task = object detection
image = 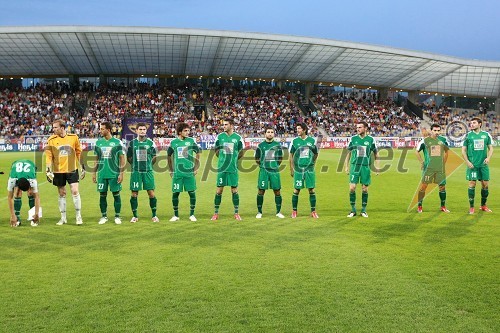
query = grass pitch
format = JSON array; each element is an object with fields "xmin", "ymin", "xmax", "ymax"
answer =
[{"xmin": 0, "ymin": 149, "xmax": 498, "ymax": 332}]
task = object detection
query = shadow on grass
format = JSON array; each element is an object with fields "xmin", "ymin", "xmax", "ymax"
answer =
[{"xmin": 421, "ymin": 213, "xmax": 477, "ymax": 244}]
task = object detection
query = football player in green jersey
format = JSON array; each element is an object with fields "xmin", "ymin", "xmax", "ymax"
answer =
[
  {"xmin": 127, "ymin": 122, "xmax": 159, "ymax": 223},
  {"xmin": 461, "ymin": 117, "xmax": 494, "ymax": 214},
  {"xmin": 167, "ymin": 123, "xmax": 201, "ymax": 222},
  {"xmin": 415, "ymin": 124, "xmax": 450, "ymax": 213},
  {"xmin": 289, "ymin": 123, "xmax": 319, "ymax": 218},
  {"xmin": 255, "ymin": 127, "xmax": 285, "ymax": 219},
  {"xmin": 344, "ymin": 122, "xmax": 379, "ymax": 218},
  {"xmin": 211, "ymin": 118, "xmax": 245, "ymax": 221},
  {"xmin": 92, "ymin": 122, "xmax": 126, "ymax": 225},
  {"xmin": 7, "ymin": 159, "xmax": 41, "ymax": 227}
]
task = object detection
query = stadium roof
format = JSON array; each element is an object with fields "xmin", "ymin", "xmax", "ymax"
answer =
[{"xmin": 1, "ymin": 26, "xmax": 500, "ymax": 98}]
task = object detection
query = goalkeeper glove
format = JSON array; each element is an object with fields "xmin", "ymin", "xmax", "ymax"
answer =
[
  {"xmin": 46, "ymin": 168, "xmax": 54, "ymax": 183},
  {"xmin": 79, "ymin": 165, "xmax": 86, "ymax": 180}
]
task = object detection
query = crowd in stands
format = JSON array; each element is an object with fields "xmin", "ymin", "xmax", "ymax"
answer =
[
  {"xmin": 0, "ymin": 83, "xmax": 72, "ymax": 140},
  {"xmin": 205, "ymin": 85, "xmax": 317, "ymax": 137},
  {"xmin": 313, "ymin": 93, "xmax": 421, "ymax": 137},
  {"xmin": 2, "ymin": 83, "xmax": 498, "ymax": 142}
]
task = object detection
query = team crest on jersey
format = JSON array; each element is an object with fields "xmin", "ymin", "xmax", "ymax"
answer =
[
  {"xmin": 110, "ymin": 142, "xmax": 115, "ymax": 146},
  {"xmin": 364, "ymin": 141, "xmax": 369, "ymax": 145},
  {"xmin": 307, "ymin": 143, "xmax": 312, "ymax": 146},
  {"xmin": 481, "ymin": 135, "xmax": 486, "ymax": 139},
  {"xmin": 185, "ymin": 142, "xmax": 191, "ymax": 146},
  {"xmin": 232, "ymin": 139, "xmax": 237, "ymax": 143}
]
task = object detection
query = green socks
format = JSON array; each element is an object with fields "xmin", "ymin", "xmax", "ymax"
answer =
[
  {"xmin": 100, "ymin": 193, "xmax": 108, "ymax": 217},
  {"xmin": 418, "ymin": 190, "xmax": 425, "ymax": 206},
  {"xmin": 172, "ymin": 192, "xmax": 180, "ymax": 217},
  {"xmin": 188, "ymin": 191, "xmax": 196, "ymax": 216},
  {"xmin": 292, "ymin": 193, "xmax": 299, "ymax": 211},
  {"xmin": 112, "ymin": 192, "xmax": 121, "ymax": 217},
  {"xmin": 481, "ymin": 188, "xmax": 488, "ymax": 206},
  {"xmin": 275, "ymin": 195, "xmax": 282, "ymax": 214},
  {"xmin": 349, "ymin": 191, "xmax": 356, "ymax": 212},
  {"xmin": 214, "ymin": 193, "xmax": 222, "ymax": 213},
  {"xmin": 468, "ymin": 187, "xmax": 475, "ymax": 208},
  {"xmin": 28, "ymin": 195, "xmax": 35, "ymax": 209},
  {"xmin": 257, "ymin": 194, "xmax": 264, "ymax": 214},
  {"xmin": 439, "ymin": 191, "xmax": 446, "ymax": 207},
  {"xmin": 130, "ymin": 196, "xmax": 138, "ymax": 217},
  {"xmin": 232, "ymin": 192, "xmax": 240, "ymax": 213},
  {"xmin": 14, "ymin": 197, "xmax": 22, "ymax": 220},
  {"xmin": 309, "ymin": 193, "xmax": 316, "ymax": 212},
  {"xmin": 361, "ymin": 192, "xmax": 368, "ymax": 212},
  {"xmin": 149, "ymin": 197, "xmax": 157, "ymax": 217}
]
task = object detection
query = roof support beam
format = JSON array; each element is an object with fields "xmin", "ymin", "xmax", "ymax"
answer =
[
  {"xmin": 181, "ymin": 35, "xmax": 191, "ymax": 76},
  {"xmin": 209, "ymin": 37, "xmax": 224, "ymax": 77},
  {"xmin": 41, "ymin": 33, "xmax": 70, "ymax": 74},
  {"xmin": 310, "ymin": 48, "xmax": 347, "ymax": 82},
  {"xmin": 279, "ymin": 44, "xmax": 314, "ymax": 79},
  {"xmin": 76, "ymin": 33, "xmax": 102, "ymax": 74}
]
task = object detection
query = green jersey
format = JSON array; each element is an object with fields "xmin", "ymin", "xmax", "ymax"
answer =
[
  {"xmin": 215, "ymin": 132, "xmax": 244, "ymax": 173},
  {"xmin": 417, "ymin": 136, "xmax": 449, "ymax": 172},
  {"xmin": 127, "ymin": 137, "xmax": 157, "ymax": 172},
  {"xmin": 463, "ymin": 131, "xmax": 492, "ymax": 167},
  {"xmin": 9, "ymin": 159, "xmax": 37, "ymax": 179},
  {"xmin": 94, "ymin": 137, "xmax": 125, "ymax": 179},
  {"xmin": 348, "ymin": 135, "xmax": 377, "ymax": 166},
  {"xmin": 289, "ymin": 136, "xmax": 318, "ymax": 170},
  {"xmin": 167, "ymin": 137, "xmax": 201, "ymax": 177},
  {"xmin": 255, "ymin": 140, "xmax": 283, "ymax": 171}
]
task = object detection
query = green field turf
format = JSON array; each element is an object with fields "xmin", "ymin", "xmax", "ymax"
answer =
[{"xmin": 1, "ymin": 149, "xmax": 498, "ymax": 332}]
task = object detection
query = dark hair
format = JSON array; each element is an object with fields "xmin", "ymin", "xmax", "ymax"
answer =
[
  {"xmin": 101, "ymin": 121, "xmax": 112, "ymax": 131},
  {"xmin": 136, "ymin": 122, "xmax": 147, "ymax": 129},
  {"xmin": 53, "ymin": 119, "xmax": 66, "ymax": 128},
  {"xmin": 358, "ymin": 121, "xmax": 369, "ymax": 129},
  {"xmin": 264, "ymin": 126, "xmax": 275, "ymax": 133},
  {"xmin": 471, "ymin": 117, "xmax": 482, "ymax": 126},
  {"xmin": 17, "ymin": 177, "xmax": 30, "ymax": 192},
  {"xmin": 223, "ymin": 118, "xmax": 234, "ymax": 125},
  {"xmin": 297, "ymin": 122, "xmax": 308, "ymax": 134},
  {"xmin": 176, "ymin": 122, "xmax": 189, "ymax": 135},
  {"xmin": 430, "ymin": 123, "xmax": 441, "ymax": 130}
]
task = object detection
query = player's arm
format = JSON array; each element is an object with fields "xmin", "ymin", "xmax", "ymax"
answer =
[
  {"xmin": 194, "ymin": 152, "xmax": 201, "ymax": 176},
  {"xmin": 126, "ymin": 143, "xmax": 133, "ymax": 165},
  {"xmin": 167, "ymin": 146, "xmax": 174, "ymax": 177},
  {"xmin": 32, "ymin": 191, "xmax": 41, "ymax": 224},
  {"xmin": 289, "ymin": 151, "xmax": 295, "ymax": 176},
  {"xmin": 92, "ymin": 147, "xmax": 100, "ymax": 184},
  {"xmin": 373, "ymin": 147, "xmax": 380, "ymax": 175},
  {"xmin": 277, "ymin": 147, "xmax": 283, "ymax": 166},
  {"xmin": 118, "ymin": 153, "xmax": 125, "ymax": 184},
  {"xmin": 7, "ymin": 190, "xmax": 17, "ymax": 227},
  {"xmin": 461, "ymin": 145, "xmax": 473, "ymax": 169},
  {"xmin": 45, "ymin": 138, "xmax": 54, "ymax": 182},
  {"xmin": 415, "ymin": 148, "xmax": 424, "ymax": 169},
  {"xmin": 312, "ymin": 146, "xmax": 319, "ymax": 164},
  {"xmin": 254, "ymin": 146, "xmax": 261, "ymax": 166},
  {"xmin": 237, "ymin": 140, "xmax": 244, "ymax": 160},
  {"xmin": 344, "ymin": 150, "xmax": 351, "ymax": 174},
  {"xmin": 485, "ymin": 144, "xmax": 493, "ymax": 164},
  {"xmin": 75, "ymin": 137, "xmax": 85, "ymax": 180},
  {"xmin": 151, "ymin": 143, "xmax": 157, "ymax": 165}
]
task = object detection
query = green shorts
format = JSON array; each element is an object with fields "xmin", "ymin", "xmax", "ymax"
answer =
[
  {"xmin": 466, "ymin": 165, "xmax": 490, "ymax": 181},
  {"xmin": 258, "ymin": 169, "xmax": 281, "ymax": 190},
  {"xmin": 293, "ymin": 170, "xmax": 316, "ymax": 189},
  {"xmin": 172, "ymin": 175, "xmax": 196, "ymax": 192},
  {"xmin": 216, "ymin": 172, "xmax": 239, "ymax": 187},
  {"xmin": 349, "ymin": 165, "xmax": 371, "ymax": 185},
  {"xmin": 130, "ymin": 171, "xmax": 155, "ymax": 191},
  {"xmin": 422, "ymin": 169, "xmax": 446, "ymax": 185},
  {"xmin": 97, "ymin": 177, "xmax": 122, "ymax": 193}
]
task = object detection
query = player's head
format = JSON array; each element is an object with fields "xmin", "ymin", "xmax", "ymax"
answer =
[
  {"xmin": 297, "ymin": 123, "xmax": 308, "ymax": 136},
  {"xmin": 136, "ymin": 122, "xmax": 148, "ymax": 138},
  {"xmin": 470, "ymin": 117, "xmax": 482, "ymax": 130},
  {"xmin": 100, "ymin": 121, "xmax": 112, "ymax": 137},
  {"xmin": 356, "ymin": 122, "xmax": 369, "ymax": 135},
  {"xmin": 264, "ymin": 126, "xmax": 275, "ymax": 140},
  {"xmin": 430, "ymin": 124, "xmax": 441, "ymax": 137},
  {"xmin": 16, "ymin": 177, "xmax": 30, "ymax": 192},
  {"xmin": 176, "ymin": 122, "xmax": 190, "ymax": 138},
  {"xmin": 52, "ymin": 119, "xmax": 66, "ymax": 136},
  {"xmin": 223, "ymin": 118, "xmax": 234, "ymax": 133}
]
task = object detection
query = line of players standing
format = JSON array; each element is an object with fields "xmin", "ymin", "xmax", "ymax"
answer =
[{"xmin": 7, "ymin": 117, "xmax": 493, "ymax": 227}]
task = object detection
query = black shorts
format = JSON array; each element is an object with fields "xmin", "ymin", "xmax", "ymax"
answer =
[{"xmin": 53, "ymin": 170, "xmax": 79, "ymax": 187}]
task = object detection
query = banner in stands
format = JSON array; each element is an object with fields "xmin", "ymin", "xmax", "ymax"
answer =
[
  {"xmin": 0, "ymin": 136, "xmax": 481, "ymax": 151},
  {"xmin": 121, "ymin": 117, "xmax": 154, "ymax": 142}
]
